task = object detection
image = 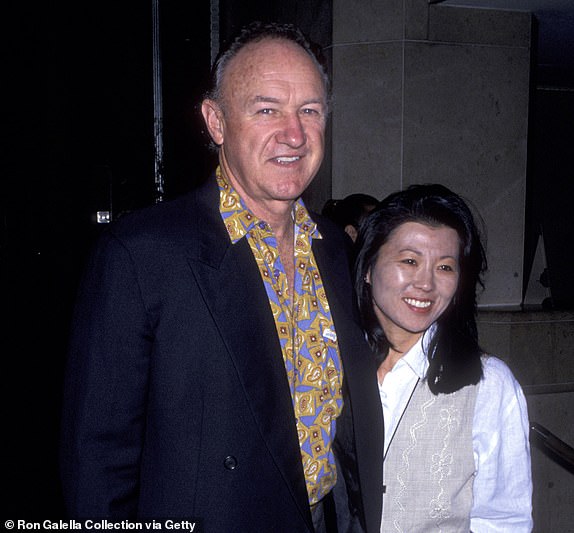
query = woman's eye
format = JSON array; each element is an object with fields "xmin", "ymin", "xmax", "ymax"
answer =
[
  {"xmin": 438, "ymin": 264, "xmax": 454, "ymax": 272},
  {"xmin": 401, "ymin": 258, "xmax": 416, "ymax": 265}
]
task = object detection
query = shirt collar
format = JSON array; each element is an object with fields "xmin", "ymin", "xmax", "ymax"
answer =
[
  {"xmin": 399, "ymin": 324, "xmax": 437, "ymax": 379},
  {"xmin": 216, "ymin": 165, "xmax": 322, "ymax": 244}
]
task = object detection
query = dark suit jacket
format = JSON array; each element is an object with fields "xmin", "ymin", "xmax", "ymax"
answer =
[{"xmin": 60, "ymin": 177, "xmax": 383, "ymax": 532}]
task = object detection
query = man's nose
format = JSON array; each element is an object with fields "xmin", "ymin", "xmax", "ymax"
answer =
[{"xmin": 276, "ymin": 113, "xmax": 306, "ymax": 147}]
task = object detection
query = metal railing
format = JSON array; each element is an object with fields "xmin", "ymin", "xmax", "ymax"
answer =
[{"xmin": 530, "ymin": 422, "xmax": 574, "ymax": 474}]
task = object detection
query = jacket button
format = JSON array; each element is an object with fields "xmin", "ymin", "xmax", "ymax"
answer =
[{"xmin": 223, "ymin": 455, "xmax": 238, "ymax": 470}]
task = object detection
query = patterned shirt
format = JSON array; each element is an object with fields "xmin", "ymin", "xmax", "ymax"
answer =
[{"xmin": 216, "ymin": 166, "xmax": 344, "ymax": 505}]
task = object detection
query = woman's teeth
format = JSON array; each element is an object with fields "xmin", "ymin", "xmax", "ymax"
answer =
[{"xmin": 404, "ymin": 298, "xmax": 431, "ymax": 309}]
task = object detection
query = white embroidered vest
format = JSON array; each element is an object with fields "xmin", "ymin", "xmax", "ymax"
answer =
[{"xmin": 381, "ymin": 379, "xmax": 477, "ymax": 533}]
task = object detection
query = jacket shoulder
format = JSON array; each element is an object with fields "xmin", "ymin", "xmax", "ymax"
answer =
[{"xmin": 107, "ymin": 179, "xmax": 222, "ymax": 245}]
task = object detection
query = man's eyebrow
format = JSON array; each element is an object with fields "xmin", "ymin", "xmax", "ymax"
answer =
[
  {"xmin": 252, "ymin": 95, "xmax": 280, "ymax": 104},
  {"xmin": 303, "ymin": 97, "xmax": 326, "ymax": 105},
  {"xmin": 250, "ymin": 95, "xmax": 326, "ymax": 106}
]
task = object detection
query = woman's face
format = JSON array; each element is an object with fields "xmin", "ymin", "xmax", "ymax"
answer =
[{"xmin": 367, "ymin": 221, "xmax": 461, "ymax": 350}]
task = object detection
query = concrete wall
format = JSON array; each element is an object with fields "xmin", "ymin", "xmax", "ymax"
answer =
[
  {"xmin": 331, "ymin": 0, "xmax": 531, "ymax": 309},
  {"xmin": 478, "ymin": 310, "xmax": 574, "ymax": 533},
  {"xmin": 331, "ymin": 2, "xmax": 574, "ymax": 530}
]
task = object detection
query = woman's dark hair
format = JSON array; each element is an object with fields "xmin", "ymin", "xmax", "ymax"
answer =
[
  {"xmin": 206, "ymin": 21, "xmax": 331, "ymax": 109},
  {"xmin": 354, "ymin": 183, "xmax": 487, "ymax": 394}
]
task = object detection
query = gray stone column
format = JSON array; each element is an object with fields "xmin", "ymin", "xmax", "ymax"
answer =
[{"xmin": 331, "ymin": 0, "xmax": 532, "ymax": 309}]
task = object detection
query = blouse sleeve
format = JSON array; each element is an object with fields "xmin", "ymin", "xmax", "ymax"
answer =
[{"xmin": 470, "ymin": 356, "xmax": 533, "ymax": 532}]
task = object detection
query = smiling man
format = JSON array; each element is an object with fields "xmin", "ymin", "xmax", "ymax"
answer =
[{"xmin": 60, "ymin": 22, "xmax": 383, "ymax": 533}]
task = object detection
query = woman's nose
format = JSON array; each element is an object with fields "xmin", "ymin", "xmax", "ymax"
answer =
[{"xmin": 413, "ymin": 266, "xmax": 434, "ymax": 291}]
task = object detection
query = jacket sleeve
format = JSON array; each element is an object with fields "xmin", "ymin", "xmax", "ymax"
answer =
[{"xmin": 60, "ymin": 230, "xmax": 152, "ymax": 517}]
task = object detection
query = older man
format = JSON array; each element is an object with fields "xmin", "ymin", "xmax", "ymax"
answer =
[{"xmin": 60, "ymin": 22, "xmax": 383, "ymax": 532}]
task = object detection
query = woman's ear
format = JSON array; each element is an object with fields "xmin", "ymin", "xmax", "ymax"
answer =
[
  {"xmin": 201, "ymin": 99, "xmax": 225, "ymax": 146},
  {"xmin": 365, "ymin": 267, "xmax": 371, "ymax": 284}
]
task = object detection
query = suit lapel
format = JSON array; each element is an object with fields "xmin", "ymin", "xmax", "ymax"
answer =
[
  {"xmin": 312, "ymin": 230, "xmax": 356, "ymax": 329},
  {"xmin": 314, "ymin": 223, "xmax": 385, "ymax": 533},
  {"xmin": 186, "ymin": 183, "xmax": 313, "ymax": 528}
]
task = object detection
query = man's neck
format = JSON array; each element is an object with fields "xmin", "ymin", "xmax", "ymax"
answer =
[
  {"xmin": 218, "ymin": 154, "xmax": 298, "ymax": 238},
  {"xmin": 217, "ymin": 162, "xmax": 298, "ymax": 297}
]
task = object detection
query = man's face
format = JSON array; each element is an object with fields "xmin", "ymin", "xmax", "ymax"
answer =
[{"xmin": 202, "ymin": 38, "xmax": 327, "ymax": 217}]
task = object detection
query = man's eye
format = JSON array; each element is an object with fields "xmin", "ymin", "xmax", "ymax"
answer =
[
  {"xmin": 302, "ymin": 108, "xmax": 321, "ymax": 116},
  {"xmin": 257, "ymin": 108, "xmax": 274, "ymax": 115},
  {"xmin": 401, "ymin": 258, "xmax": 416, "ymax": 265}
]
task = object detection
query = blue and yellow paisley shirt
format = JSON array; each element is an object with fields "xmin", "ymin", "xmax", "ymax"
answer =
[{"xmin": 217, "ymin": 166, "xmax": 344, "ymax": 505}]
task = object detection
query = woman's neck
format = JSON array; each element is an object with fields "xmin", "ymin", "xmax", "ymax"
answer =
[{"xmin": 377, "ymin": 331, "xmax": 423, "ymax": 385}]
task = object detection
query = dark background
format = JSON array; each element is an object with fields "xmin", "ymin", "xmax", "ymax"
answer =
[
  {"xmin": 3, "ymin": 0, "xmax": 331, "ymax": 517},
  {"xmin": 3, "ymin": 0, "xmax": 572, "ymax": 518}
]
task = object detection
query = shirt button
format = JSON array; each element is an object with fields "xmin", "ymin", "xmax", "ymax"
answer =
[{"xmin": 223, "ymin": 455, "xmax": 238, "ymax": 470}]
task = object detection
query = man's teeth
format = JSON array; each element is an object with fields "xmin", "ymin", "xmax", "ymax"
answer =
[
  {"xmin": 404, "ymin": 298, "xmax": 431, "ymax": 309},
  {"xmin": 276, "ymin": 156, "xmax": 300, "ymax": 163}
]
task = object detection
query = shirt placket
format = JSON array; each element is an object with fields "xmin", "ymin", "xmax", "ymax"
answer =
[{"xmin": 254, "ymin": 227, "xmax": 300, "ymax": 389}]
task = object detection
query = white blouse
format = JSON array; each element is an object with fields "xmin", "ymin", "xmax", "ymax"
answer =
[{"xmin": 378, "ymin": 328, "xmax": 533, "ymax": 532}]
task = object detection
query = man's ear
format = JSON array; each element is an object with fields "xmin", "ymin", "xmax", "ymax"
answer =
[
  {"xmin": 344, "ymin": 224, "xmax": 358, "ymax": 242},
  {"xmin": 201, "ymin": 99, "xmax": 225, "ymax": 146}
]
